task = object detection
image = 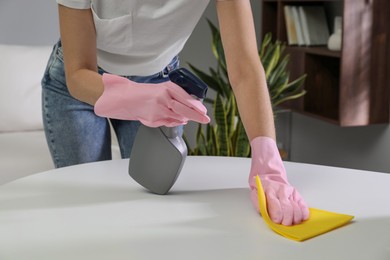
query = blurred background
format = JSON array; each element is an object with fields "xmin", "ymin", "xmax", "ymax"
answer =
[{"xmin": 1, "ymin": 0, "xmax": 389, "ymax": 173}]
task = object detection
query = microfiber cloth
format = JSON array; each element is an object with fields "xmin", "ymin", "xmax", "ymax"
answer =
[{"xmin": 255, "ymin": 176, "xmax": 354, "ymax": 241}]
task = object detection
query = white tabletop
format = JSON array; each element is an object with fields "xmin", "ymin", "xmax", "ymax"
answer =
[{"xmin": 1, "ymin": 156, "xmax": 390, "ymax": 260}]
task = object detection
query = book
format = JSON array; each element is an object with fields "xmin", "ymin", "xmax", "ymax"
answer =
[
  {"xmin": 291, "ymin": 6, "xmax": 306, "ymax": 46},
  {"xmin": 298, "ymin": 6, "xmax": 310, "ymax": 45},
  {"xmin": 284, "ymin": 6, "xmax": 298, "ymax": 45},
  {"xmin": 298, "ymin": 6, "xmax": 330, "ymax": 46}
]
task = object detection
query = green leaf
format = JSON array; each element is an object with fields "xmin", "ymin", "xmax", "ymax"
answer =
[
  {"xmin": 207, "ymin": 19, "xmax": 227, "ymax": 74},
  {"xmin": 188, "ymin": 63, "xmax": 221, "ymax": 94},
  {"xmin": 273, "ymin": 89, "xmax": 306, "ymax": 107},
  {"xmin": 270, "ymin": 76, "xmax": 290, "ymax": 104},
  {"xmin": 210, "ymin": 67, "xmax": 230, "ymax": 99},
  {"xmin": 196, "ymin": 124, "xmax": 207, "ymax": 155},
  {"xmin": 211, "ymin": 125, "xmax": 219, "ymax": 152},
  {"xmin": 260, "ymin": 32, "xmax": 272, "ymax": 59},
  {"xmin": 268, "ymin": 54, "xmax": 289, "ymax": 88},
  {"xmin": 234, "ymin": 120, "xmax": 250, "ymax": 157},
  {"xmin": 274, "ymin": 74, "xmax": 306, "ymax": 103},
  {"xmin": 207, "ymin": 124, "xmax": 219, "ymax": 156},
  {"xmin": 203, "ymin": 97, "xmax": 215, "ymax": 105},
  {"xmin": 264, "ymin": 44, "xmax": 281, "ymax": 79},
  {"xmin": 261, "ymin": 42, "xmax": 276, "ymax": 71},
  {"xmin": 226, "ymin": 92, "xmax": 237, "ymax": 139},
  {"xmin": 214, "ymin": 94, "xmax": 229, "ymax": 156}
]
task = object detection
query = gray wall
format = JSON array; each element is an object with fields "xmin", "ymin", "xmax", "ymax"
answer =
[
  {"xmin": 0, "ymin": 0, "xmax": 59, "ymax": 45},
  {"xmin": 291, "ymin": 114, "xmax": 390, "ymax": 173},
  {"xmin": 1, "ymin": 0, "xmax": 389, "ymax": 173},
  {"xmin": 180, "ymin": 0, "xmax": 262, "ymax": 73}
]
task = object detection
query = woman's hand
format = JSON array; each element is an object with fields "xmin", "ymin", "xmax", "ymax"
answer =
[
  {"xmin": 249, "ymin": 136, "xmax": 310, "ymax": 226},
  {"xmin": 94, "ymin": 73, "xmax": 210, "ymax": 127}
]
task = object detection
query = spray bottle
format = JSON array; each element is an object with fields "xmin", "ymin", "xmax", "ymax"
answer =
[{"xmin": 129, "ymin": 68, "xmax": 208, "ymax": 195}]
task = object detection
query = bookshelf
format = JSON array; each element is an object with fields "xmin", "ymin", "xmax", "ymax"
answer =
[{"xmin": 261, "ymin": 0, "xmax": 390, "ymax": 126}]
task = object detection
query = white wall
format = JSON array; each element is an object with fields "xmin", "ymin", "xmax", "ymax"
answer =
[{"xmin": 1, "ymin": 0, "xmax": 389, "ymax": 173}]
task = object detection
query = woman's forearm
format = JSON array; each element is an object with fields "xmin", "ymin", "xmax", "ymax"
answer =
[
  {"xmin": 67, "ymin": 69, "xmax": 104, "ymax": 106},
  {"xmin": 216, "ymin": 0, "xmax": 276, "ymax": 141},
  {"xmin": 59, "ymin": 4, "xmax": 102, "ymax": 106},
  {"xmin": 230, "ymin": 65, "xmax": 276, "ymax": 141}
]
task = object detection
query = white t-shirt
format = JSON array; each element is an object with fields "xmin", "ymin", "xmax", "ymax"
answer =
[{"xmin": 56, "ymin": 0, "xmax": 211, "ymax": 76}]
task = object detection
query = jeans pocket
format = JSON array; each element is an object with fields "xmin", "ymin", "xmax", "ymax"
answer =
[
  {"xmin": 48, "ymin": 47, "xmax": 66, "ymax": 83},
  {"xmin": 41, "ymin": 41, "xmax": 67, "ymax": 92},
  {"xmin": 43, "ymin": 44, "xmax": 56, "ymax": 73}
]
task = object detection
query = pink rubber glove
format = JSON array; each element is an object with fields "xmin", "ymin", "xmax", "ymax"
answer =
[
  {"xmin": 249, "ymin": 136, "xmax": 310, "ymax": 226},
  {"xmin": 94, "ymin": 73, "xmax": 210, "ymax": 127}
]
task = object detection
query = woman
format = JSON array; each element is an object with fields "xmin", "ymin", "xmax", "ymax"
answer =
[{"xmin": 42, "ymin": 0, "xmax": 309, "ymax": 226}]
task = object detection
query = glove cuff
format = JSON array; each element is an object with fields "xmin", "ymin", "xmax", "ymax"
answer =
[
  {"xmin": 94, "ymin": 73, "xmax": 135, "ymax": 119},
  {"xmin": 249, "ymin": 136, "xmax": 287, "ymax": 183},
  {"xmin": 250, "ymin": 136, "xmax": 278, "ymax": 159}
]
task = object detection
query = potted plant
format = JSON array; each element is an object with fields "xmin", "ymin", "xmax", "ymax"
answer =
[{"xmin": 184, "ymin": 20, "xmax": 306, "ymax": 157}]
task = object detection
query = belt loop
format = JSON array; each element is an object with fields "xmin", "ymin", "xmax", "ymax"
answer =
[
  {"xmin": 161, "ymin": 68, "xmax": 169, "ymax": 78},
  {"xmin": 161, "ymin": 55, "xmax": 179, "ymax": 78}
]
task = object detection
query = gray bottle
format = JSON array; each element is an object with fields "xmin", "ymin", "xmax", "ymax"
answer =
[{"xmin": 129, "ymin": 68, "xmax": 208, "ymax": 195}]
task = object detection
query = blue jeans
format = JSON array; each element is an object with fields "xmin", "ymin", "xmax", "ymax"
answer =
[{"xmin": 41, "ymin": 40, "xmax": 180, "ymax": 168}]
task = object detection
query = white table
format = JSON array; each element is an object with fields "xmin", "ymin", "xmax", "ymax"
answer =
[{"xmin": 1, "ymin": 157, "xmax": 390, "ymax": 260}]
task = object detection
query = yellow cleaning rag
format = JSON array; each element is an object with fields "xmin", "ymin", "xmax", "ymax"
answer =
[{"xmin": 255, "ymin": 176, "xmax": 354, "ymax": 241}]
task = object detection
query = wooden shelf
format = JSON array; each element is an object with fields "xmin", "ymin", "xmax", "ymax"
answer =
[
  {"xmin": 286, "ymin": 46, "xmax": 341, "ymax": 58},
  {"xmin": 261, "ymin": 0, "xmax": 390, "ymax": 126},
  {"xmin": 281, "ymin": 0, "xmax": 340, "ymax": 2}
]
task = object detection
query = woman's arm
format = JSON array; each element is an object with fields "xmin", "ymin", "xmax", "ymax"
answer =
[
  {"xmin": 58, "ymin": 4, "xmax": 210, "ymax": 126},
  {"xmin": 216, "ymin": 0, "xmax": 309, "ymax": 225},
  {"xmin": 58, "ymin": 4, "xmax": 104, "ymax": 105},
  {"xmin": 215, "ymin": 0, "xmax": 275, "ymax": 141}
]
